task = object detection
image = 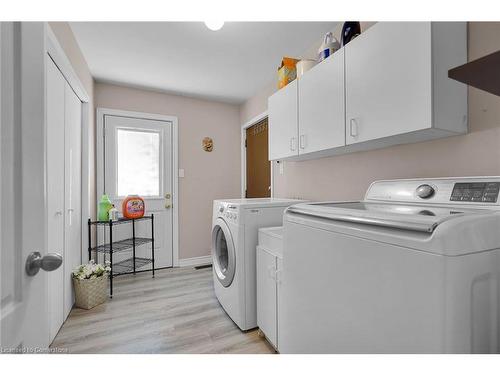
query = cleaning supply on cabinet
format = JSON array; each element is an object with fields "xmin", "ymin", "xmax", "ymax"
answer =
[
  {"xmin": 98, "ymin": 194, "xmax": 114, "ymax": 221},
  {"xmin": 340, "ymin": 22, "xmax": 361, "ymax": 46},
  {"xmin": 109, "ymin": 205, "xmax": 119, "ymax": 221},
  {"xmin": 296, "ymin": 59, "xmax": 318, "ymax": 78},
  {"xmin": 277, "ymin": 57, "xmax": 300, "ymax": 89},
  {"xmin": 317, "ymin": 32, "xmax": 340, "ymax": 62},
  {"xmin": 122, "ymin": 195, "xmax": 145, "ymax": 219}
]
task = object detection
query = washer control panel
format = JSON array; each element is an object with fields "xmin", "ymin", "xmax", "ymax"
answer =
[
  {"xmin": 416, "ymin": 184, "xmax": 435, "ymax": 199},
  {"xmin": 218, "ymin": 204, "xmax": 238, "ymax": 223},
  {"xmin": 450, "ymin": 182, "xmax": 500, "ymax": 202}
]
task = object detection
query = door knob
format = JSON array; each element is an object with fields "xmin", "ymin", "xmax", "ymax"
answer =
[{"xmin": 25, "ymin": 252, "xmax": 63, "ymax": 276}]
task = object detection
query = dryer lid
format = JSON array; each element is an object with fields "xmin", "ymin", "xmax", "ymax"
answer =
[{"xmin": 287, "ymin": 201, "xmax": 488, "ymax": 233}]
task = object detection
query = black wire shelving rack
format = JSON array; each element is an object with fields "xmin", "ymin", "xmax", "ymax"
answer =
[{"xmin": 87, "ymin": 215, "xmax": 155, "ymax": 297}]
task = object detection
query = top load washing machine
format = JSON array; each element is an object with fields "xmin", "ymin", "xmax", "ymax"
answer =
[
  {"xmin": 212, "ymin": 198, "xmax": 303, "ymax": 331},
  {"xmin": 280, "ymin": 177, "xmax": 500, "ymax": 353}
]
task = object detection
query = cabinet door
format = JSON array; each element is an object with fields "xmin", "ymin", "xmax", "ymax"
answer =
[
  {"xmin": 257, "ymin": 246, "xmax": 277, "ymax": 348},
  {"xmin": 268, "ymin": 80, "xmax": 298, "ymax": 160},
  {"xmin": 298, "ymin": 48, "xmax": 345, "ymax": 154},
  {"xmin": 345, "ymin": 22, "xmax": 432, "ymax": 145},
  {"xmin": 276, "ymin": 256, "xmax": 283, "ymax": 351}
]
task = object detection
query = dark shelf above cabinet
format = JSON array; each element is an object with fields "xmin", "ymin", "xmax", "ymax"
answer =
[{"xmin": 448, "ymin": 50, "xmax": 500, "ymax": 97}]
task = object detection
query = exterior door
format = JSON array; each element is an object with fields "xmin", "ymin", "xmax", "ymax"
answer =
[
  {"xmin": 211, "ymin": 218, "xmax": 236, "ymax": 287},
  {"xmin": 246, "ymin": 118, "xmax": 271, "ymax": 198},
  {"xmin": 104, "ymin": 115, "xmax": 173, "ymax": 268},
  {"xmin": 1, "ymin": 22, "xmax": 53, "ymax": 351}
]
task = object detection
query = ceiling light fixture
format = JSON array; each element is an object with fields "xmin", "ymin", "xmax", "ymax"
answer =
[{"xmin": 204, "ymin": 20, "xmax": 224, "ymax": 31}]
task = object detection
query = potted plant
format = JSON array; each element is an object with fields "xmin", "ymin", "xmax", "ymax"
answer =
[{"xmin": 72, "ymin": 261, "xmax": 111, "ymax": 309}]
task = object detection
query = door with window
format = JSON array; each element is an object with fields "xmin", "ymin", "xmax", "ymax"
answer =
[{"xmin": 104, "ymin": 115, "xmax": 173, "ymax": 268}]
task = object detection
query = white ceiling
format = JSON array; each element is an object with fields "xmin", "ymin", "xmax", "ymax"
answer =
[{"xmin": 70, "ymin": 22, "xmax": 337, "ymax": 103}]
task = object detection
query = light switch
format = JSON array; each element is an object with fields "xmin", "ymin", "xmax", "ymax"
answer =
[{"xmin": 179, "ymin": 169, "xmax": 185, "ymax": 178}]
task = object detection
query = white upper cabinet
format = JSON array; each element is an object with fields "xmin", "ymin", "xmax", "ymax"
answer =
[
  {"xmin": 268, "ymin": 80, "xmax": 299, "ymax": 160},
  {"xmin": 298, "ymin": 48, "xmax": 345, "ymax": 155},
  {"xmin": 345, "ymin": 22, "xmax": 467, "ymax": 146},
  {"xmin": 345, "ymin": 22, "xmax": 432, "ymax": 144},
  {"xmin": 267, "ymin": 22, "xmax": 467, "ymax": 161}
]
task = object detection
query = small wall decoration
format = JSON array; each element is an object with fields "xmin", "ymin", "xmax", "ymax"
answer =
[{"xmin": 202, "ymin": 137, "xmax": 214, "ymax": 152}]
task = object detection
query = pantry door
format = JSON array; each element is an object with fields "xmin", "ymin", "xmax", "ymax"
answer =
[{"xmin": 103, "ymin": 114, "xmax": 174, "ymax": 268}]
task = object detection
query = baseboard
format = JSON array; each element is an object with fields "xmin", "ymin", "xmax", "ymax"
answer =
[{"xmin": 178, "ymin": 255, "xmax": 212, "ymax": 268}]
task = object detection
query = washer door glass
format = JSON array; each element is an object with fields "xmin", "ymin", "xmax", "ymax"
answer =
[{"xmin": 212, "ymin": 218, "xmax": 236, "ymax": 287}]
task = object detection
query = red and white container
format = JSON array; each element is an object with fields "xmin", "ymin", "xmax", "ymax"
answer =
[{"xmin": 122, "ymin": 195, "xmax": 145, "ymax": 219}]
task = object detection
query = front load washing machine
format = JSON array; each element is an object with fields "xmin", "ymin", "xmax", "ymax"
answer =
[{"xmin": 211, "ymin": 198, "xmax": 302, "ymax": 331}]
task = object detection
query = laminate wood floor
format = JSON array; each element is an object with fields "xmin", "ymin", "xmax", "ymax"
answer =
[{"xmin": 50, "ymin": 267, "xmax": 275, "ymax": 354}]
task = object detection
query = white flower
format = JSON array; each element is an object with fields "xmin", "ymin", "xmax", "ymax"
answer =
[{"xmin": 72, "ymin": 261, "xmax": 111, "ymax": 279}]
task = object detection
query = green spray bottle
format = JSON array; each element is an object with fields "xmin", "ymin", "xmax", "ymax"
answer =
[{"xmin": 98, "ymin": 194, "xmax": 113, "ymax": 221}]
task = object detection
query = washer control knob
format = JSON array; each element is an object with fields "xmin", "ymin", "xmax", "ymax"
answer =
[
  {"xmin": 416, "ymin": 184, "xmax": 435, "ymax": 199},
  {"xmin": 219, "ymin": 206, "xmax": 224, "ymax": 213}
]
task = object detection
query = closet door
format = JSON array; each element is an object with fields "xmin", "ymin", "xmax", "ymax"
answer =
[
  {"xmin": 46, "ymin": 56, "xmax": 65, "ymax": 342},
  {"xmin": 64, "ymin": 83, "xmax": 82, "ymax": 318}
]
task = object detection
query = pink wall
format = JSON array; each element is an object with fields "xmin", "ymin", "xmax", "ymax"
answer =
[
  {"xmin": 239, "ymin": 22, "xmax": 500, "ymax": 201},
  {"xmin": 94, "ymin": 83, "xmax": 241, "ymax": 260}
]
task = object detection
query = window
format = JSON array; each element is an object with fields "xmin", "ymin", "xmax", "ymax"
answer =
[{"xmin": 116, "ymin": 128, "xmax": 160, "ymax": 197}]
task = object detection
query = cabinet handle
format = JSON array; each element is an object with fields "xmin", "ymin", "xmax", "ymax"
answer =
[
  {"xmin": 350, "ymin": 118, "xmax": 358, "ymax": 137},
  {"xmin": 299, "ymin": 134, "xmax": 306, "ymax": 150},
  {"xmin": 290, "ymin": 137, "xmax": 297, "ymax": 151}
]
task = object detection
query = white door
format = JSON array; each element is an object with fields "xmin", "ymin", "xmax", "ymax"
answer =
[
  {"xmin": 104, "ymin": 115, "xmax": 173, "ymax": 268},
  {"xmin": 63, "ymin": 80, "xmax": 82, "ymax": 318},
  {"xmin": 1, "ymin": 22, "xmax": 61, "ymax": 351},
  {"xmin": 345, "ymin": 22, "xmax": 432, "ymax": 145},
  {"xmin": 298, "ymin": 48, "xmax": 345, "ymax": 154},
  {"xmin": 46, "ymin": 55, "xmax": 65, "ymax": 342},
  {"xmin": 268, "ymin": 80, "xmax": 299, "ymax": 160},
  {"xmin": 46, "ymin": 55, "xmax": 82, "ymax": 341}
]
